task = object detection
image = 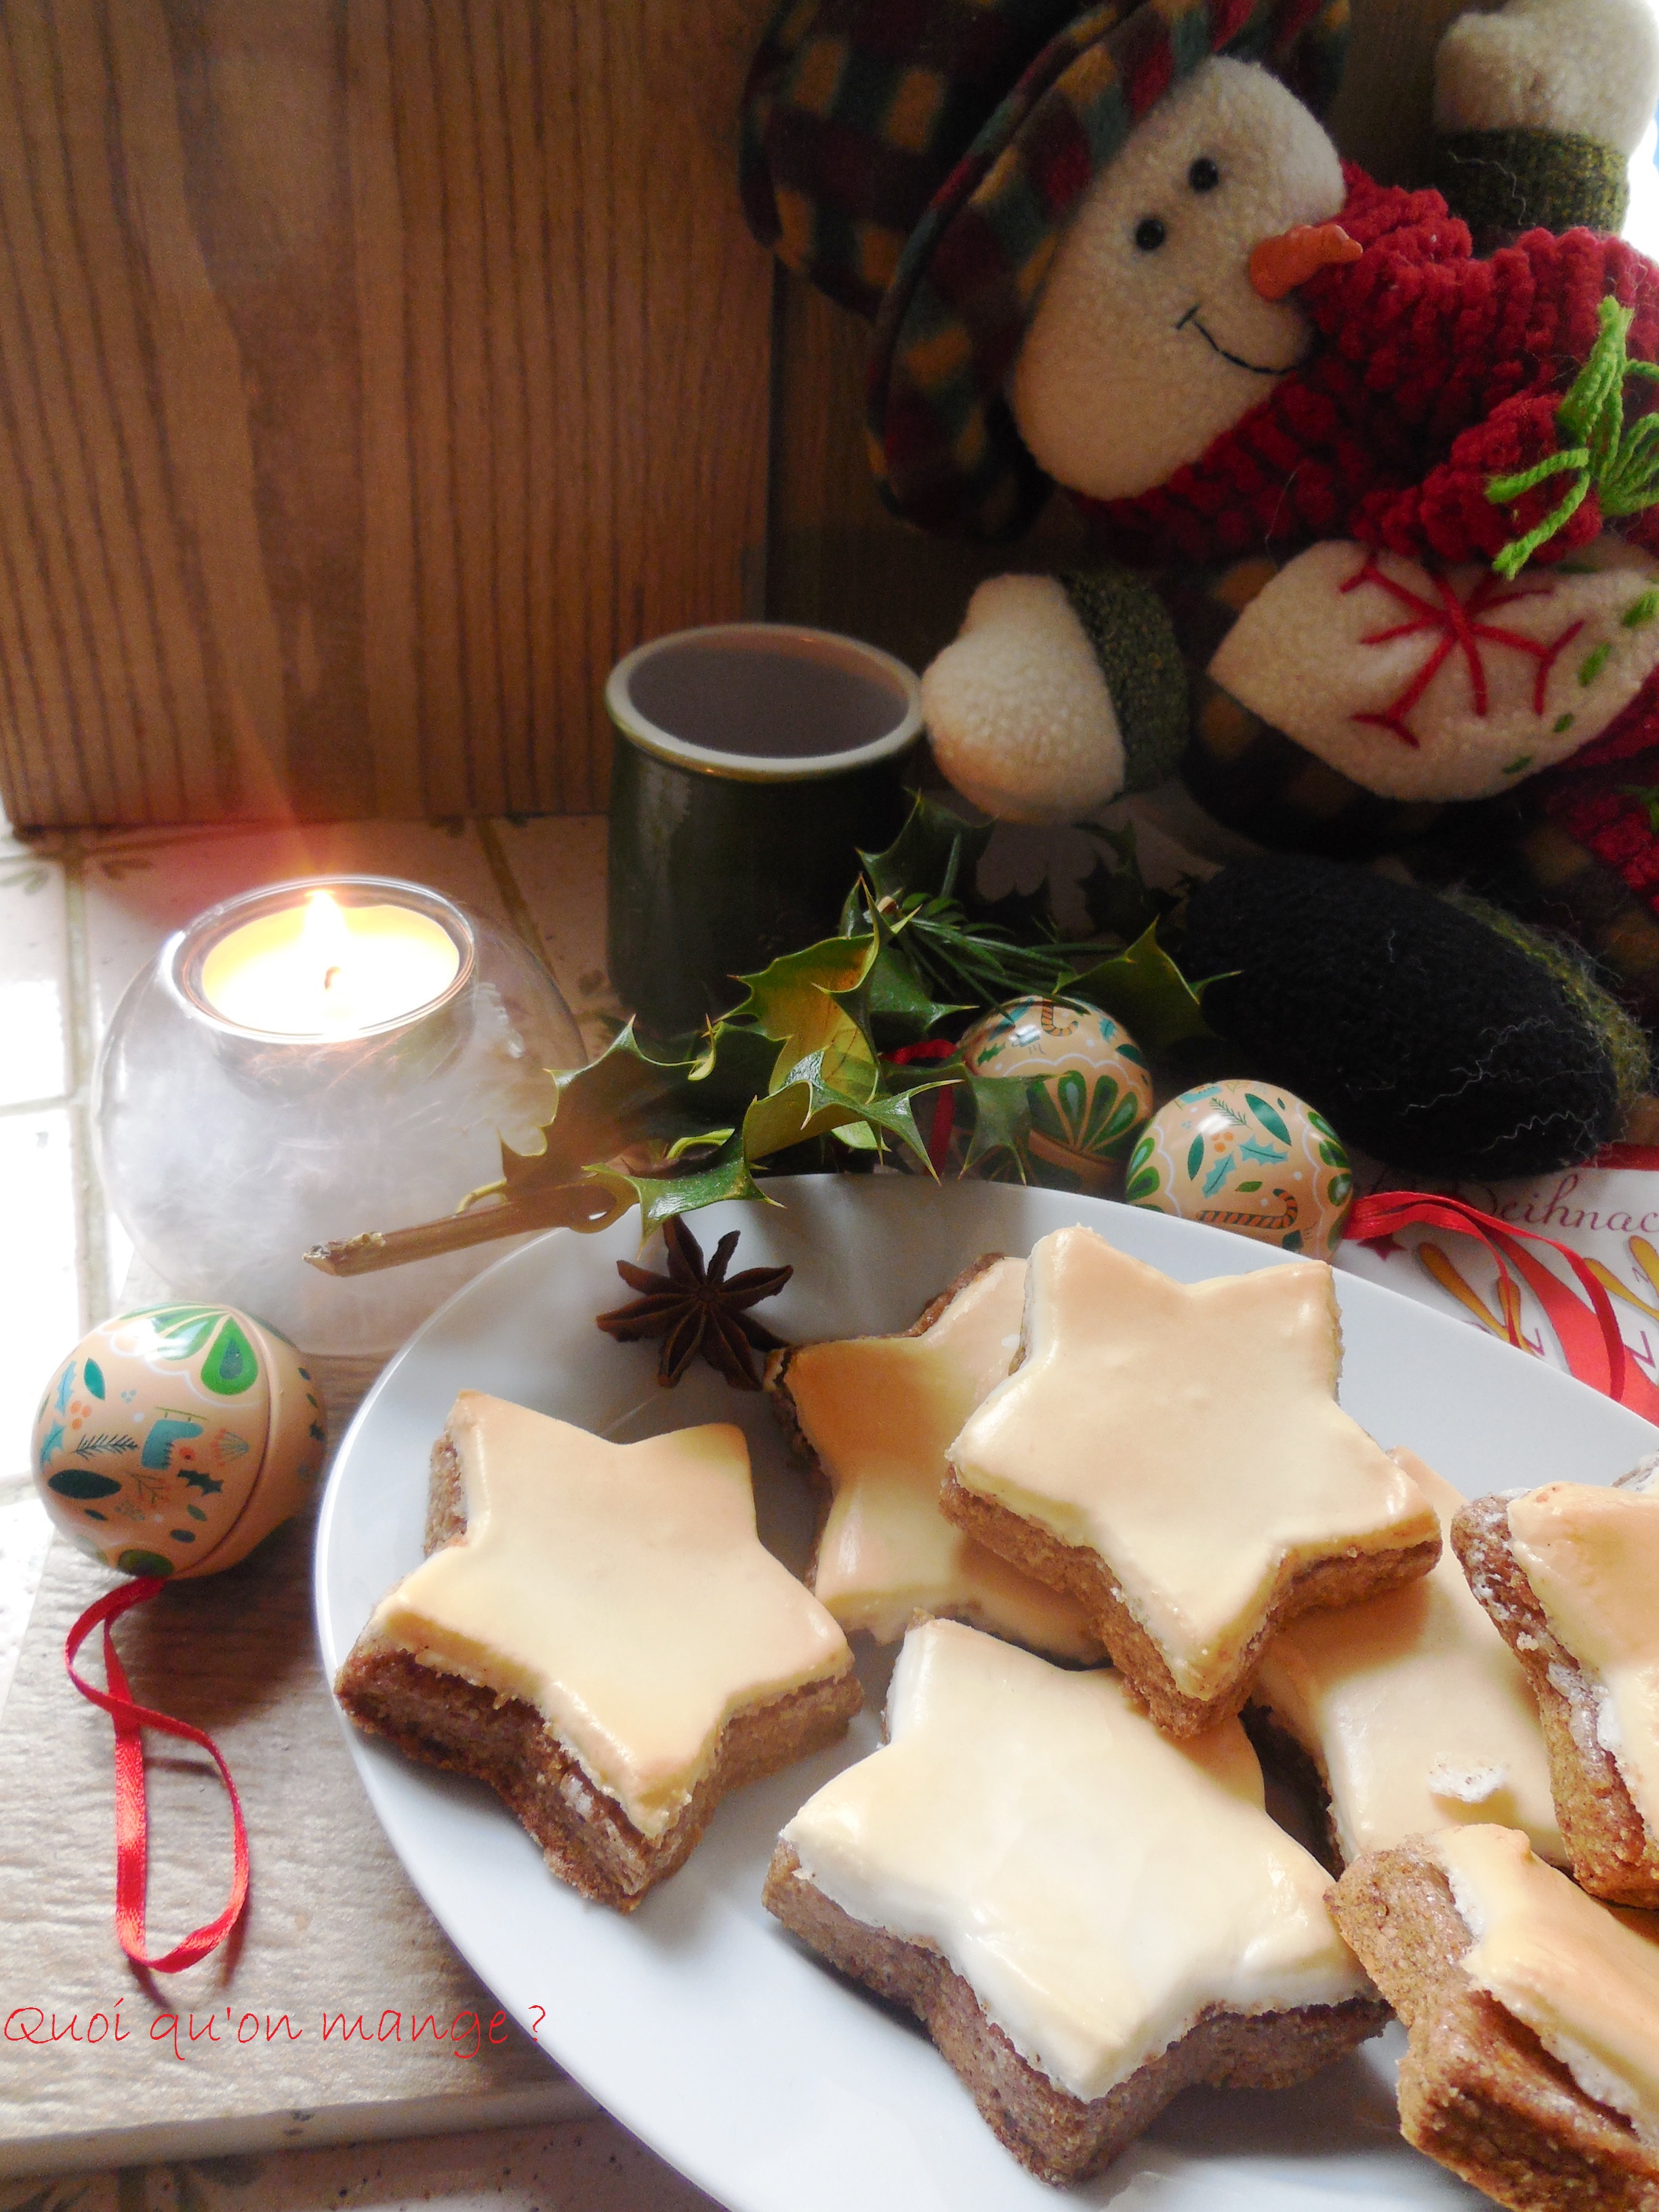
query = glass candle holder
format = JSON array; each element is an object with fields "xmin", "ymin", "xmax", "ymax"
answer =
[{"xmin": 94, "ymin": 877, "xmax": 585, "ymax": 1355}]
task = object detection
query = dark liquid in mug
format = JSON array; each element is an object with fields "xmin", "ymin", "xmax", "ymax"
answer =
[{"xmin": 624, "ymin": 635, "xmax": 907, "ymax": 760}]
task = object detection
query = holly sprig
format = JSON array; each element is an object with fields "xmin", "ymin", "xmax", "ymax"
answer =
[
  {"xmin": 306, "ymin": 797, "xmax": 1211, "ymax": 1269},
  {"xmin": 841, "ymin": 799, "xmax": 1111, "ymax": 1015},
  {"xmin": 504, "ymin": 800, "xmax": 1208, "ymax": 1226}
]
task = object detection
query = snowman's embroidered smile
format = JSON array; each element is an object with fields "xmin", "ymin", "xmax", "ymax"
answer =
[
  {"xmin": 1176, "ymin": 304, "xmax": 1300, "ymax": 378},
  {"xmin": 1007, "ymin": 60, "xmax": 1347, "ymax": 498}
]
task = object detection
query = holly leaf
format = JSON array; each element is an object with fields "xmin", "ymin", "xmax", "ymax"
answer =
[
  {"xmin": 840, "ymin": 1079, "xmax": 936, "ymax": 1166},
  {"xmin": 857, "ymin": 794, "xmax": 991, "ymax": 910},
  {"xmin": 499, "ymin": 1025, "xmax": 697, "ymax": 1195},
  {"xmin": 960, "ymin": 1073, "xmax": 1034, "ymax": 1180},
  {"xmin": 729, "ymin": 934, "xmax": 882, "ymax": 1103},
  {"xmin": 855, "ymin": 939, "xmax": 964, "ymax": 1049},
  {"xmin": 834, "ymin": 869, "xmax": 966, "ymax": 1048},
  {"xmin": 487, "ymin": 928, "xmax": 951, "ymax": 1242},
  {"xmin": 831, "ymin": 1120, "xmax": 880, "ymax": 1151},
  {"xmin": 497, "ymin": 1023, "xmax": 781, "ymax": 1201},
  {"xmin": 402, "ymin": 796, "xmax": 1209, "ymax": 1257},
  {"xmin": 729, "ymin": 932, "xmax": 877, "ymax": 1033},
  {"xmin": 1075, "ymin": 820, "xmax": 1165, "ymax": 943},
  {"xmin": 1065, "ymin": 923, "xmax": 1213, "ymax": 1052},
  {"xmin": 971, "ymin": 874, "xmax": 1059, "ymax": 940},
  {"xmin": 588, "ymin": 1133, "xmax": 764, "ymax": 1235},
  {"xmin": 680, "ymin": 1025, "xmax": 785, "ymax": 1119},
  {"xmin": 742, "ymin": 1065, "xmax": 934, "ymax": 1170},
  {"xmin": 729, "ymin": 933, "xmax": 937, "ymax": 1164},
  {"xmin": 742, "ymin": 1076, "xmax": 848, "ymax": 1159}
]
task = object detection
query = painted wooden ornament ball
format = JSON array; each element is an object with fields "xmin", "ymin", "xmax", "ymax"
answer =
[
  {"xmin": 958, "ymin": 997, "xmax": 1152, "ymax": 1193},
  {"xmin": 1124, "ymin": 1080, "xmax": 1354, "ymax": 1255},
  {"xmin": 32, "ymin": 1304, "xmax": 327, "ymax": 1579}
]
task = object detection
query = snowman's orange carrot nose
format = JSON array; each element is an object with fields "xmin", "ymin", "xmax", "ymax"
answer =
[{"xmin": 1248, "ymin": 222, "xmax": 1362, "ymax": 300}]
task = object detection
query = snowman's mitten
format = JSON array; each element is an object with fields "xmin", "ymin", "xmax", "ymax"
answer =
[
  {"xmin": 920, "ymin": 571, "xmax": 1186, "ymax": 824},
  {"xmin": 1431, "ymin": 0, "xmax": 1658, "ymax": 238}
]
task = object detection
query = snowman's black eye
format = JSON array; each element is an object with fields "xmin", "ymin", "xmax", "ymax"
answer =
[
  {"xmin": 1189, "ymin": 157, "xmax": 1221, "ymax": 191},
  {"xmin": 1133, "ymin": 216, "xmax": 1167, "ymax": 252}
]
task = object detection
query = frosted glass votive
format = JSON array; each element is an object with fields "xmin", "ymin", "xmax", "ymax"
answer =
[{"xmin": 94, "ymin": 877, "xmax": 584, "ymax": 1355}]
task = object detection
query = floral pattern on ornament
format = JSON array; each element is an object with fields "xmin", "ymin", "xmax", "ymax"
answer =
[{"xmin": 1126, "ymin": 1080, "xmax": 1353, "ymax": 1254}]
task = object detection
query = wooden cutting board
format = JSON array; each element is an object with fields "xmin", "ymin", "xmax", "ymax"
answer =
[{"xmin": 0, "ymin": 1500, "xmax": 588, "ymax": 2178}]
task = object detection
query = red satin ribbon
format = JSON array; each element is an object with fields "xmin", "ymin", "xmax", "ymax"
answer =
[
  {"xmin": 1346, "ymin": 1189, "xmax": 1659, "ymax": 1421},
  {"xmin": 64, "ymin": 1577, "xmax": 249, "ymax": 1974}
]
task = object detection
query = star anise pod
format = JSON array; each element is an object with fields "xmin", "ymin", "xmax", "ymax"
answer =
[{"xmin": 594, "ymin": 1215, "xmax": 793, "ymax": 1389}]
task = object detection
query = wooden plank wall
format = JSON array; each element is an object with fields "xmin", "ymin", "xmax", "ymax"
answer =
[
  {"xmin": 0, "ymin": 0, "xmax": 1459, "ymax": 828},
  {"xmin": 0, "ymin": 0, "xmax": 771, "ymax": 826}
]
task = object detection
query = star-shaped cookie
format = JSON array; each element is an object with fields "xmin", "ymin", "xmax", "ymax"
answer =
[
  {"xmin": 337, "ymin": 1391, "xmax": 859, "ymax": 1908},
  {"xmin": 1331, "ymin": 1826, "xmax": 1659, "ymax": 2205},
  {"xmin": 943, "ymin": 1226, "xmax": 1439, "ymax": 1734},
  {"xmin": 1252, "ymin": 1451, "xmax": 1564, "ymax": 1866},
  {"xmin": 1455, "ymin": 1470, "xmax": 1659, "ymax": 1904},
  {"xmin": 768, "ymin": 1256, "xmax": 1100, "ymax": 1658},
  {"xmin": 766, "ymin": 1619, "xmax": 1384, "ymax": 2183}
]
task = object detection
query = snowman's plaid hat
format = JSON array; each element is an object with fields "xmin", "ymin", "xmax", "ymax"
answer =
[{"xmin": 742, "ymin": 0, "xmax": 1348, "ymax": 539}]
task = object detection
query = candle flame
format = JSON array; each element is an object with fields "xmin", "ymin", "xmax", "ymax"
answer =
[{"xmin": 300, "ymin": 891, "xmax": 353, "ymax": 994}]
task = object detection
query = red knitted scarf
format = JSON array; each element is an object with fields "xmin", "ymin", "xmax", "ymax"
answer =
[{"xmin": 1076, "ymin": 168, "xmax": 1659, "ymax": 573}]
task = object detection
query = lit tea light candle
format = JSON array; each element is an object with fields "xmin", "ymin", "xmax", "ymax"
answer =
[
  {"xmin": 199, "ymin": 889, "xmax": 462, "ymax": 1038},
  {"xmin": 96, "ymin": 873, "xmax": 581, "ymax": 1354}
]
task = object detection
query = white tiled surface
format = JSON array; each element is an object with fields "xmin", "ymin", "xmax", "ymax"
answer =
[
  {"xmin": 0, "ymin": 1109, "xmax": 81, "ymax": 1481},
  {"xmin": 489, "ymin": 817, "xmax": 615, "ymax": 1055},
  {"xmin": 0, "ymin": 1484, "xmax": 53, "ymax": 1717},
  {"xmin": 0, "ymin": 811, "xmax": 724, "ymax": 2212},
  {"xmin": 0, "ymin": 846, "xmax": 69, "ymax": 1106}
]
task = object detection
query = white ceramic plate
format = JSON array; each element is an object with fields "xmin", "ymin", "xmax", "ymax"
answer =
[{"xmin": 314, "ymin": 1177, "xmax": 1658, "ymax": 2212}]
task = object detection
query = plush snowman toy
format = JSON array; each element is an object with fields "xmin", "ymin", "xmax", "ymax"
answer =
[
  {"xmin": 743, "ymin": 0, "xmax": 1659, "ymax": 1178},
  {"xmin": 924, "ymin": 23, "xmax": 1659, "ymax": 826},
  {"xmin": 921, "ymin": 55, "xmax": 1357, "ymax": 821}
]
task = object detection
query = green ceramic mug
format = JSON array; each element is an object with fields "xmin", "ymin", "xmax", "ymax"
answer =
[{"xmin": 605, "ymin": 624, "xmax": 924, "ymax": 1038}]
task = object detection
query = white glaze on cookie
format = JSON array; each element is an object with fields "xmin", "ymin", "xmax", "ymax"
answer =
[
  {"xmin": 777, "ymin": 1258, "xmax": 1099, "ymax": 1655},
  {"xmin": 1435, "ymin": 1824, "xmax": 1659, "ymax": 2146},
  {"xmin": 1507, "ymin": 1481, "xmax": 1659, "ymax": 1833},
  {"xmin": 947, "ymin": 1227, "xmax": 1436, "ymax": 1696},
  {"xmin": 371, "ymin": 1392, "xmax": 852, "ymax": 1836},
  {"xmin": 780, "ymin": 1619, "xmax": 1368, "ymax": 2101},
  {"xmin": 1255, "ymin": 1452, "xmax": 1564, "ymax": 1863}
]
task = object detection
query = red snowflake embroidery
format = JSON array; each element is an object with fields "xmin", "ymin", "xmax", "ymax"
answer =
[{"xmin": 1339, "ymin": 552, "xmax": 1584, "ymax": 750}]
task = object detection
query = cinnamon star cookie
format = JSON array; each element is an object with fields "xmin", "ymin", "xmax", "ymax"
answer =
[
  {"xmin": 336, "ymin": 1391, "xmax": 860, "ymax": 1910},
  {"xmin": 766, "ymin": 1255, "xmax": 1100, "ymax": 1658},
  {"xmin": 1251, "ymin": 1449, "xmax": 1565, "ymax": 1868},
  {"xmin": 1455, "ymin": 1466, "xmax": 1659, "ymax": 1905},
  {"xmin": 1331, "ymin": 1825, "xmax": 1659, "ymax": 2211},
  {"xmin": 943, "ymin": 1225, "xmax": 1439, "ymax": 1734},
  {"xmin": 766, "ymin": 1618, "xmax": 1385, "ymax": 2184}
]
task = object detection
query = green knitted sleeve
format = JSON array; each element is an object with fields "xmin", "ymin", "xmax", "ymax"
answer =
[
  {"xmin": 1432, "ymin": 126, "xmax": 1629, "ymax": 245},
  {"xmin": 1059, "ymin": 569, "xmax": 1189, "ymax": 794}
]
